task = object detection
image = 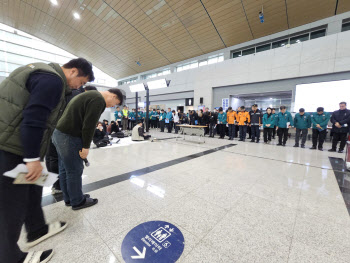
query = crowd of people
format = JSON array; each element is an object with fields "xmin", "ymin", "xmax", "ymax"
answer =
[{"xmin": 116, "ymin": 102, "xmax": 349, "ymax": 153}]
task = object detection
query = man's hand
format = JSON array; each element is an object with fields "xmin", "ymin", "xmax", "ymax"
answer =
[
  {"xmin": 79, "ymin": 148, "xmax": 89, "ymax": 159},
  {"xmin": 276, "ymin": 126, "xmax": 279, "ymax": 130},
  {"xmin": 25, "ymin": 161, "xmax": 43, "ymax": 182},
  {"xmin": 266, "ymin": 124, "xmax": 270, "ymax": 127},
  {"xmin": 316, "ymin": 124, "xmax": 321, "ymax": 128},
  {"xmin": 335, "ymin": 122, "xmax": 341, "ymax": 128}
]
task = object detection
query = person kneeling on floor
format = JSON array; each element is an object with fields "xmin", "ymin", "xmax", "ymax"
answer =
[
  {"xmin": 93, "ymin": 122, "xmax": 111, "ymax": 147},
  {"xmin": 132, "ymin": 121, "xmax": 151, "ymax": 141}
]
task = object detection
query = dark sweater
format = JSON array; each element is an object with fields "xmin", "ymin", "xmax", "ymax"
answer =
[
  {"xmin": 56, "ymin": 91, "xmax": 106, "ymax": 148},
  {"xmin": 93, "ymin": 129, "xmax": 107, "ymax": 143},
  {"xmin": 21, "ymin": 73, "xmax": 63, "ymax": 159}
]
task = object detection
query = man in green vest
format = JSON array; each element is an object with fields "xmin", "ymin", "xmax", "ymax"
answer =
[{"xmin": 0, "ymin": 58, "xmax": 94, "ymax": 263}]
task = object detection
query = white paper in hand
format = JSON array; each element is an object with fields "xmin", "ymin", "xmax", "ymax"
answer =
[{"xmin": 3, "ymin": 163, "xmax": 58, "ymax": 187}]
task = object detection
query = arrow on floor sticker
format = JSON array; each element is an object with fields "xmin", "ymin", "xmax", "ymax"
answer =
[{"xmin": 131, "ymin": 246, "xmax": 146, "ymax": 259}]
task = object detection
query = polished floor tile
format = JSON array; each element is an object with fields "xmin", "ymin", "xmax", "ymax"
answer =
[{"xmin": 35, "ymin": 130, "xmax": 349, "ymax": 262}]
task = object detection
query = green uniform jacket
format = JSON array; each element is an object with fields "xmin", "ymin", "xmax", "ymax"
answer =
[
  {"xmin": 159, "ymin": 112, "xmax": 167, "ymax": 121},
  {"xmin": 311, "ymin": 112, "xmax": 330, "ymax": 130},
  {"xmin": 275, "ymin": 111, "xmax": 294, "ymax": 128},
  {"xmin": 262, "ymin": 113, "xmax": 275, "ymax": 128},
  {"xmin": 218, "ymin": 112, "xmax": 227, "ymax": 124},
  {"xmin": 294, "ymin": 113, "xmax": 311, "ymax": 129},
  {"xmin": 0, "ymin": 62, "xmax": 70, "ymax": 159},
  {"xmin": 114, "ymin": 110, "xmax": 123, "ymax": 120},
  {"xmin": 150, "ymin": 111, "xmax": 157, "ymax": 120}
]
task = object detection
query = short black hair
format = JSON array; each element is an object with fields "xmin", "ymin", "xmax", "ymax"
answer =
[
  {"xmin": 340, "ymin": 102, "xmax": 347, "ymax": 105},
  {"xmin": 228, "ymin": 107, "xmax": 232, "ymax": 110},
  {"xmin": 137, "ymin": 120, "xmax": 143, "ymax": 124},
  {"xmin": 108, "ymin": 88, "xmax": 124, "ymax": 105},
  {"xmin": 241, "ymin": 106, "xmax": 245, "ymax": 110},
  {"xmin": 271, "ymin": 108, "xmax": 275, "ymax": 111},
  {"xmin": 299, "ymin": 108, "xmax": 305, "ymax": 112},
  {"xmin": 317, "ymin": 107, "xmax": 324, "ymax": 112},
  {"xmin": 252, "ymin": 104, "xmax": 258, "ymax": 107},
  {"xmin": 161, "ymin": 109, "xmax": 164, "ymax": 111},
  {"xmin": 219, "ymin": 107, "xmax": 223, "ymax": 111},
  {"xmin": 63, "ymin": 58, "xmax": 95, "ymax": 82},
  {"xmin": 85, "ymin": 86, "xmax": 97, "ymax": 91},
  {"xmin": 280, "ymin": 106, "xmax": 286, "ymax": 110},
  {"xmin": 111, "ymin": 121, "xmax": 115, "ymax": 124}
]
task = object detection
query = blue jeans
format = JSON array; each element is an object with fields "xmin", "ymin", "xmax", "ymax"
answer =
[
  {"xmin": 52, "ymin": 129, "xmax": 84, "ymax": 206},
  {"xmin": 228, "ymin": 124, "xmax": 235, "ymax": 139}
]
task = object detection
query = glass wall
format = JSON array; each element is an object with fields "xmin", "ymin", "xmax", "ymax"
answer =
[{"xmin": 0, "ymin": 23, "xmax": 117, "ymax": 86}]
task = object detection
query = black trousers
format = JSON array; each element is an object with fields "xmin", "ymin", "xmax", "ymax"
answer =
[
  {"xmin": 151, "ymin": 119, "xmax": 157, "ymax": 128},
  {"xmin": 45, "ymin": 139, "xmax": 60, "ymax": 190},
  {"xmin": 174, "ymin": 123, "xmax": 179, "ymax": 134},
  {"xmin": 160, "ymin": 121, "xmax": 165, "ymax": 132},
  {"xmin": 218, "ymin": 124, "xmax": 225, "ymax": 138},
  {"xmin": 239, "ymin": 126, "xmax": 247, "ymax": 140},
  {"xmin": 263, "ymin": 128, "xmax": 273, "ymax": 142},
  {"xmin": 209, "ymin": 123, "xmax": 216, "ymax": 137},
  {"xmin": 272, "ymin": 127, "xmax": 276, "ymax": 138},
  {"xmin": 228, "ymin": 124, "xmax": 235, "ymax": 139},
  {"xmin": 235, "ymin": 124, "xmax": 239, "ymax": 137},
  {"xmin": 278, "ymin": 128, "xmax": 289, "ymax": 144},
  {"xmin": 167, "ymin": 121, "xmax": 173, "ymax": 133},
  {"xmin": 295, "ymin": 128, "xmax": 308, "ymax": 146},
  {"xmin": 312, "ymin": 129, "xmax": 327, "ymax": 149},
  {"xmin": 0, "ymin": 150, "xmax": 47, "ymax": 263},
  {"xmin": 332, "ymin": 132, "xmax": 347, "ymax": 151},
  {"xmin": 251, "ymin": 125, "xmax": 260, "ymax": 141},
  {"xmin": 156, "ymin": 119, "xmax": 160, "ymax": 128},
  {"xmin": 247, "ymin": 126, "xmax": 251, "ymax": 138}
]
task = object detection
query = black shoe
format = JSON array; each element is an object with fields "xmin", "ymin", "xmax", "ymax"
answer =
[
  {"xmin": 282, "ymin": 144, "xmax": 286, "ymax": 146},
  {"xmin": 293, "ymin": 145, "xmax": 299, "ymax": 147},
  {"xmin": 328, "ymin": 149, "xmax": 336, "ymax": 152},
  {"xmin": 256, "ymin": 140, "xmax": 259, "ymax": 143},
  {"xmin": 301, "ymin": 145, "xmax": 305, "ymax": 148},
  {"xmin": 72, "ymin": 197, "xmax": 98, "ymax": 210},
  {"xmin": 65, "ymin": 194, "xmax": 90, "ymax": 206},
  {"xmin": 310, "ymin": 146, "xmax": 316, "ymax": 150},
  {"xmin": 250, "ymin": 140, "xmax": 255, "ymax": 142},
  {"xmin": 238, "ymin": 139, "xmax": 243, "ymax": 141},
  {"xmin": 277, "ymin": 143, "xmax": 282, "ymax": 146},
  {"xmin": 318, "ymin": 148, "xmax": 323, "ymax": 151},
  {"xmin": 338, "ymin": 150, "xmax": 344, "ymax": 153}
]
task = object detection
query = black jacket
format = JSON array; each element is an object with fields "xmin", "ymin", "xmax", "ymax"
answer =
[
  {"xmin": 331, "ymin": 109, "xmax": 350, "ymax": 133},
  {"xmin": 209, "ymin": 112, "xmax": 218, "ymax": 124},
  {"xmin": 93, "ymin": 129, "xmax": 107, "ymax": 143},
  {"xmin": 249, "ymin": 109, "xmax": 262, "ymax": 125},
  {"xmin": 203, "ymin": 112, "xmax": 210, "ymax": 124}
]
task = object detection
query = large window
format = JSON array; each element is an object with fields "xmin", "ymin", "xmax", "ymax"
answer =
[
  {"xmin": 142, "ymin": 68, "xmax": 170, "ymax": 80},
  {"xmin": 342, "ymin": 22, "xmax": 350, "ymax": 32},
  {"xmin": 0, "ymin": 23, "xmax": 118, "ymax": 85},
  {"xmin": 230, "ymin": 26, "xmax": 328, "ymax": 59}
]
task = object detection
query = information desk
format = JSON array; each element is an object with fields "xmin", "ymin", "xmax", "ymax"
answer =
[{"xmin": 176, "ymin": 125, "xmax": 207, "ymax": 143}]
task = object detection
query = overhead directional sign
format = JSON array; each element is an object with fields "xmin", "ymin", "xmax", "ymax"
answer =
[{"xmin": 121, "ymin": 221, "xmax": 185, "ymax": 263}]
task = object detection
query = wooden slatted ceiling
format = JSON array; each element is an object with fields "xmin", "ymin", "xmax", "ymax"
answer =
[
  {"xmin": 286, "ymin": 0, "xmax": 336, "ymax": 28},
  {"xmin": 0, "ymin": 0, "xmax": 349, "ymax": 80},
  {"xmin": 338, "ymin": 0, "xmax": 350, "ymax": 14}
]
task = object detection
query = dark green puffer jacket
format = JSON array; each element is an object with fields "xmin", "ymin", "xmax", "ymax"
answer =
[{"xmin": 0, "ymin": 62, "xmax": 71, "ymax": 159}]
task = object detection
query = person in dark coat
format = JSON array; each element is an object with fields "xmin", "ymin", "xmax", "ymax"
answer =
[
  {"xmin": 93, "ymin": 122, "xmax": 111, "ymax": 147},
  {"xmin": 329, "ymin": 102, "xmax": 350, "ymax": 153}
]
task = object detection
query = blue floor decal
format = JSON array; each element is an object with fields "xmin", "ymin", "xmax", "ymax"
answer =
[{"xmin": 121, "ymin": 221, "xmax": 185, "ymax": 262}]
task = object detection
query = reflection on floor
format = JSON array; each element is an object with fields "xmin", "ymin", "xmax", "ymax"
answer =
[{"xmin": 22, "ymin": 130, "xmax": 350, "ymax": 262}]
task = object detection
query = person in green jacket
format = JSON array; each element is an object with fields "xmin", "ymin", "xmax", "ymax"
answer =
[
  {"xmin": 159, "ymin": 109, "xmax": 167, "ymax": 132},
  {"xmin": 275, "ymin": 106, "xmax": 294, "ymax": 146},
  {"xmin": 129, "ymin": 109, "xmax": 136, "ymax": 130},
  {"xmin": 150, "ymin": 109, "xmax": 157, "ymax": 129},
  {"xmin": 217, "ymin": 107, "xmax": 227, "ymax": 139},
  {"xmin": 293, "ymin": 108, "xmax": 311, "ymax": 148},
  {"xmin": 114, "ymin": 106, "xmax": 123, "ymax": 127},
  {"xmin": 310, "ymin": 107, "xmax": 330, "ymax": 151},
  {"xmin": 262, "ymin": 107, "xmax": 275, "ymax": 143}
]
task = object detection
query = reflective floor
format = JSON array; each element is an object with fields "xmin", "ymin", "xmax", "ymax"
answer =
[{"xmin": 20, "ymin": 131, "xmax": 350, "ymax": 262}]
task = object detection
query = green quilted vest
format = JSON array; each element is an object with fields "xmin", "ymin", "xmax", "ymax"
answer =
[{"xmin": 0, "ymin": 62, "xmax": 71, "ymax": 159}]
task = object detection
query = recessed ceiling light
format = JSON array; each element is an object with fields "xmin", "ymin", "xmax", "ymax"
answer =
[
  {"xmin": 50, "ymin": 0, "xmax": 58, "ymax": 5},
  {"xmin": 73, "ymin": 12, "xmax": 80, "ymax": 19},
  {"xmin": 270, "ymin": 98, "xmax": 273, "ymax": 99}
]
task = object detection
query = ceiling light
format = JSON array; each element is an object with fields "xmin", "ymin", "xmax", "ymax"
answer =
[
  {"xmin": 129, "ymin": 83, "xmax": 145, "ymax": 92},
  {"xmin": 147, "ymin": 79, "xmax": 167, "ymax": 90},
  {"xmin": 73, "ymin": 12, "xmax": 80, "ymax": 19},
  {"xmin": 50, "ymin": 0, "xmax": 58, "ymax": 5},
  {"xmin": 270, "ymin": 98, "xmax": 273, "ymax": 99}
]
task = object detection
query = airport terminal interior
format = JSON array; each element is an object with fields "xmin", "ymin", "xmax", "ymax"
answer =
[{"xmin": 1, "ymin": 1, "xmax": 350, "ymax": 263}]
